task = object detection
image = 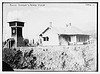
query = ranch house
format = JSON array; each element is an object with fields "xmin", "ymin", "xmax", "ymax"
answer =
[{"xmin": 39, "ymin": 25, "xmax": 90, "ymax": 45}]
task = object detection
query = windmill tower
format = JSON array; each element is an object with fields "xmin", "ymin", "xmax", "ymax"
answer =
[{"xmin": 8, "ymin": 20, "xmax": 25, "ymax": 47}]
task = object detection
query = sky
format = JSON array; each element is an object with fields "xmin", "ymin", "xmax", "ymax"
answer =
[{"xmin": 3, "ymin": 3, "xmax": 97, "ymax": 41}]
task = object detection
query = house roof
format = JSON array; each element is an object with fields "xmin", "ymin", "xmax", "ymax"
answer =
[{"xmin": 40, "ymin": 25, "xmax": 90, "ymax": 36}]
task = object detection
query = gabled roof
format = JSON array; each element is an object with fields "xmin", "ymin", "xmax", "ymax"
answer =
[{"xmin": 40, "ymin": 25, "xmax": 90, "ymax": 36}]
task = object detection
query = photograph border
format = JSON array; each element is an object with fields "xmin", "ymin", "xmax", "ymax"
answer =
[{"xmin": 2, "ymin": 2, "xmax": 98, "ymax": 72}]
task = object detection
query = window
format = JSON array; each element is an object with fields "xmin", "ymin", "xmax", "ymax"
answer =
[
  {"xmin": 13, "ymin": 29, "xmax": 15, "ymax": 33},
  {"xmin": 77, "ymin": 36, "xmax": 84, "ymax": 42},
  {"xmin": 12, "ymin": 28, "xmax": 16, "ymax": 36},
  {"xmin": 43, "ymin": 37, "xmax": 49, "ymax": 41},
  {"xmin": 43, "ymin": 37, "xmax": 46, "ymax": 41}
]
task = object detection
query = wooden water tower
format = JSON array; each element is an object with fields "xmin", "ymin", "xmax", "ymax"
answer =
[{"xmin": 8, "ymin": 21, "xmax": 25, "ymax": 47}]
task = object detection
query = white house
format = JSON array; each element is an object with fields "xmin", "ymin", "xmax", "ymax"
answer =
[{"xmin": 39, "ymin": 25, "xmax": 90, "ymax": 46}]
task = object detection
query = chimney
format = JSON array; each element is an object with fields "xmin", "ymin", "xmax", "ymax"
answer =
[
  {"xmin": 69, "ymin": 23, "xmax": 71, "ymax": 26},
  {"xmin": 49, "ymin": 22, "xmax": 52, "ymax": 27},
  {"xmin": 66, "ymin": 24, "xmax": 68, "ymax": 27}
]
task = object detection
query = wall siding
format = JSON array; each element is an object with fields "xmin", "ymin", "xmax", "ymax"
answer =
[{"xmin": 42, "ymin": 29, "xmax": 59, "ymax": 45}]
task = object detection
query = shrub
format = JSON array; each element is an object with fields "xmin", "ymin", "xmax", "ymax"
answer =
[
  {"xmin": 24, "ymin": 39, "xmax": 29, "ymax": 46},
  {"xmin": 3, "ymin": 48, "xmax": 23, "ymax": 69}
]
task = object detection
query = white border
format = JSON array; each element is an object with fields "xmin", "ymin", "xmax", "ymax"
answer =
[{"xmin": 0, "ymin": 0, "xmax": 99, "ymax": 74}]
